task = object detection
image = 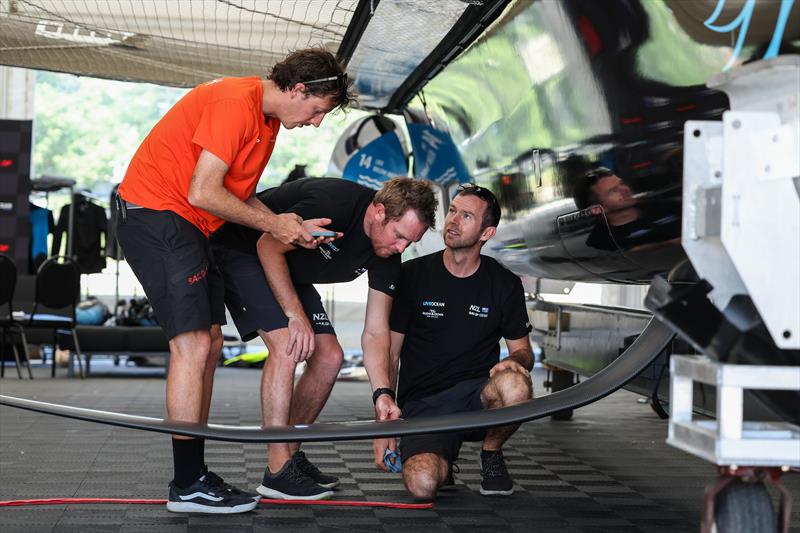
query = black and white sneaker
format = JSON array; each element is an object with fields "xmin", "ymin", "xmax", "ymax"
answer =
[
  {"xmin": 479, "ymin": 450, "xmax": 514, "ymax": 496},
  {"xmin": 294, "ymin": 451, "xmax": 340, "ymax": 489},
  {"xmin": 256, "ymin": 456, "xmax": 334, "ymax": 500},
  {"xmin": 167, "ymin": 475, "xmax": 259, "ymax": 514},
  {"xmin": 203, "ymin": 467, "xmax": 261, "ymax": 501}
]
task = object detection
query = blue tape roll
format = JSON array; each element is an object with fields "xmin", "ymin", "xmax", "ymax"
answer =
[{"xmin": 384, "ymin": 448, "xmax": 402, "ymax": 473}]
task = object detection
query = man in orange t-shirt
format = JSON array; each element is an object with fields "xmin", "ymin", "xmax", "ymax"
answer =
[{"xmin": 115, "ymin": 48, "xmax": 355, "ymax": 515}]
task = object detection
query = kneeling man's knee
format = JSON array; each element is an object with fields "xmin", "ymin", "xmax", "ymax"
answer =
[
  {"xmin": 404, "ymin": 471, "xmax": 439, "ymax": 500},
  {"xmin": 493, "ymin": 369, "xmax": 533, "ymax": 406},
  {"xmin": 403, "ymin": 453, "xmax": 447, "ymax": 500}
]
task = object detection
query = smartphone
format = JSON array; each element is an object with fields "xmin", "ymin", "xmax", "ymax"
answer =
[{"xmin": 311, "ymin": 230, "xmax": 337, "ymax": 238}]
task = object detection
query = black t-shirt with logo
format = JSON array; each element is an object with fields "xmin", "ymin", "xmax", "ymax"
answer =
[
  {"xmin": 211, "ymin": 178, "xmax": 399, "ymax": 295},
  {"xmin": 390, "ymin": 250, "xmax": 532, "ymax": 406}
]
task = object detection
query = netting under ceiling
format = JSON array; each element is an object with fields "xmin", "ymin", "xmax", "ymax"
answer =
[
  {"xmin": 348, "ymin": 1, "xmax": 466, "ymax": 109},
  {"xmin": 0, "ymin": 0, "xmax": 358, "ymax": 87}
]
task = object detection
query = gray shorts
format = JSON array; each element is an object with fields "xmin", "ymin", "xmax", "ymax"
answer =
[{"xmin": 213, "ymin": 245, "xmax": 335, "ymax": 342}]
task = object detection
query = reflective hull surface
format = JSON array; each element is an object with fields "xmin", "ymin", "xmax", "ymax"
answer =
[{"xmin": 406, "ymin": 0, "xmax": 799, "ymax": 282}]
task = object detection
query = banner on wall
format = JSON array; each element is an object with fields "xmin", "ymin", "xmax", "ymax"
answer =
[
  {"xmin": 341, "ymin": 132, "xmax": 408, "ymax": 190},
  {"xmin": 407, "ymin": 123, "xmax": 470, "ymax": 185}
]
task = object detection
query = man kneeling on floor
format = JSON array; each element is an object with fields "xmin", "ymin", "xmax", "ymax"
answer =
[{"xmin": 372, "ymin": 184, "xmax": 534, "ymax": 499}]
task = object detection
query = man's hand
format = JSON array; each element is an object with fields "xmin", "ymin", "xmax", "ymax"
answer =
[
  {"xmin": 286, "ymin": 314, "xmax": 315, "ymax": 362},
  {"xmin": 295, "ymin": 217, "xmax": 341, "ymax": 249},
  {"xmin": 489, "ymin": 358, "xmax": 531, "ymax": 380},
  {"xmin": 373, "ymin": 437, "xmax": 397, "ymax": 472},
  {"xmin": 374, "ymin": 394, "xmax": 401, "ymax": 421},
  {"xmin": 300, "ymin": 218, "xmax": 343, "ymax": 247},
  {"xmin": 268, "ymin": 212, "xmax": 308, "ymax": 246}
]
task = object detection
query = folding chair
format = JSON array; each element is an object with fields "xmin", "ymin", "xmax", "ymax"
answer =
[
  {"xmin": 26, "ymin": 256, "xmax": 84, "ymax": 378},
  {"xmin": 0, "ymin": 254, "xmax": 33, "ymax": 379}
]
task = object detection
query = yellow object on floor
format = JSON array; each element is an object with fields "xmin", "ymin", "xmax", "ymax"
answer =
[{"xmin": 223, "ymin": 350, "xmax": 269, "ymax": 366}]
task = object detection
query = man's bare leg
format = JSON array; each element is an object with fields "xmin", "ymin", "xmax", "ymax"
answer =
[
  {"xmin": 258, "ymin": 328, "xmax": 297, "ymax": 473},
  {"xmin": 480, "ymin": 368, "xmax": 533, "ymax": 450},
  {"xmin": 199, "ymin": 324, "xmax": 224, "ymax": 424},
  {"xmin": 166, "ymin": 330, "xmax": 211, "ymax": 487},
  {"xmin": 287, "ymin": 333, "xmax": 343, "ymax": 456},
  {"xmin": 167, "ymin": 329, "xmax": 211, "ymax": 426},
  {"xmin": 475, "ymin": 368, "xmax": 533, "ymax": 496}
]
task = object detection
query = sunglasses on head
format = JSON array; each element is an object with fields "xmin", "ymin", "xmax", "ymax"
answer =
[
  {"xmin": 584, "ymin": 167, "xmax": 614, "ymax": 180},
  {"xmin": 302, "ymin": 72, "xmax": 348, "ymax": 86},
  {"xmin": 458, "ymin": 184, "xmax": 496, "ymax": 203}
]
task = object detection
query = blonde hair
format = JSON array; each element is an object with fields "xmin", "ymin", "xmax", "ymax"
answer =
[{"xmin": 373, "ymin": 177, "xmax": 437, "ymax": 228}]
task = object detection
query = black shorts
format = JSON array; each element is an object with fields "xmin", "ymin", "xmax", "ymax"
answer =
[
  {"xmin": 213, "ymin": 245, "xmax": 336, "ymax": 342},
  {"xmin": 399, "ymin": 377, "xmax": 488, "ymax": 464},
  {"xmin": 115, "ymin": 206, "xmax": 225, "ymax": 340}
]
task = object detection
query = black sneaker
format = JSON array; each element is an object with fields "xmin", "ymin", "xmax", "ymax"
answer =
[
  {"xmin": 294, "ymin": 451, "xmax": 340, "ymax": 489},
  {"xmin": 479, "ymin": 450, "xmax": 514, "ymax": 496},
  {"xmin": 167, "ymin": 475, "xmax": 259, "ymax": 514},
  {"xmin": 203, "ymin": 467, "xmax": 261, "ymax": 501},
  {"xmin": 256, "ymin": 456, "xmax": 334, "ymax": 500}
]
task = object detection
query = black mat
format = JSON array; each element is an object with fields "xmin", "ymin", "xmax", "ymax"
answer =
[{"xmin": 1, "ymin": 365, "xmax": 797, "ymax": 532}]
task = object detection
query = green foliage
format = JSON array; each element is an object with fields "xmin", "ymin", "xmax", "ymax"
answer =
[
  {"xmin": 33, "ymin": 71, "xmax": 186, "ymax": 189},
  {"xmin": 636, "ymin": 1, "xmax": 731, "ymax": 85},
  {"xmin": 33, "ymin": 71, "xmax": 369, "ymax": 192}
]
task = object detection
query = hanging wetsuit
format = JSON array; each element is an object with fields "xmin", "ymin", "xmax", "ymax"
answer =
[
  {"xmin": 28, "ymin": 203, "xmax": 54, "ymax": 273},
  {"xmin": 52, "ymin": 194, "xmax": 108, "ymax": 274}
]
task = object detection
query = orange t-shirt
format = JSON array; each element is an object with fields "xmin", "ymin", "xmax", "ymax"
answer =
[{"xmin": 118, "ymin": 77, "xmax": 280, "ymax": 236}]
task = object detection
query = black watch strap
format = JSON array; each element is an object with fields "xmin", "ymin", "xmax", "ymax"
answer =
[{"xmin": 372, "ymin": 387, "xmax": 396, "ymax": 405}]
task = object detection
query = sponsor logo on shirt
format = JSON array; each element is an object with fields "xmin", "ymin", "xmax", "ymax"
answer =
[
  {"xmin": 312, "ymin": 312, "xmax": 331, "ymax": 327},
  {"xmin": 421, "ymin": 300, "xmax": 445, "ymax": 319},
  {"xmin": 468, "ymin": 304, "xmax": 489, "ymax": 318},
  {"xmin": 353, "ymin": 266, "xmax": 367, "ymax": 276},
  {"xmin": 319, "ymin": 242, "xmax": 341, "ymax": 261}
]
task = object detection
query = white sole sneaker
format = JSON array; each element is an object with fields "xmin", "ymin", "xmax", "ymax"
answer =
[
  {"xmin": 479, "ymin": 487, "xmax": 514, "ymax": 496},
  {"xmin": 166, "ymin": 499, "xmax": 258, "ymax": 514},
  {"xmin": 256, "ymin": 484, "xmax": 333, "ymax": 500}
]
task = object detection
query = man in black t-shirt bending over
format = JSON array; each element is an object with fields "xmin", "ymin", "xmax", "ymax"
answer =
[
  {"xmin": 372, "ymin": 184, "xmax": 534, "ymax": 500},
  {"xmin": 211, "ymin": 177, "xmax": 436, "ymax": 500}
]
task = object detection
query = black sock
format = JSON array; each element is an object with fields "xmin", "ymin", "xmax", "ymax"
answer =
[
  {"xmin": 481, "ymin": 449, "xmax": 500, "ymax": 459},
  {"xmin": 172, "ymin": 438, "xmax": 203, "ymax": 489},
  {"xmin": 198, "ymin": 438, "xmax": 206, "ymax": 471}
]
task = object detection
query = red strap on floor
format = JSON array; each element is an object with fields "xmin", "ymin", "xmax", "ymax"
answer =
[{"xmin": 0, "ymin": 497, "xmax": 432, "ymax": 509}]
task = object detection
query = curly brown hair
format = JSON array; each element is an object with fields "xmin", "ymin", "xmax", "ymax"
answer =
[
  {"xmin": 373, "ymin": 177, "xmax": 437, "ymax": 229},
  {"xmin": 269, "ymin": 47, "xmax": 358, "ymax": 110}
]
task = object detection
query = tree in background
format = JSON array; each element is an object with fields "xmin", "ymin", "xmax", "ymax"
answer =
[
  {"xmin": 33, "ymin": 71, "xmax": 368, "ymax": 192},
  {"xmin": 34, "ymin": 71, "xmax": 186, "ymax": 190}
]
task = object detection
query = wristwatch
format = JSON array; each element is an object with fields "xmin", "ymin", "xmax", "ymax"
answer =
[{"xmin": 372, "ymin": 387, "xmax": 396, "ymax": 405}]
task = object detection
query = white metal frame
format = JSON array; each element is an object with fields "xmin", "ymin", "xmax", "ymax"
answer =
[
  {"xmin": 668, "ymin": 355, "xmax": 800, "ymax": 467},
  {"xmin": 683, "ymin": 56, "xmax": 800, "ymax": 349}
]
